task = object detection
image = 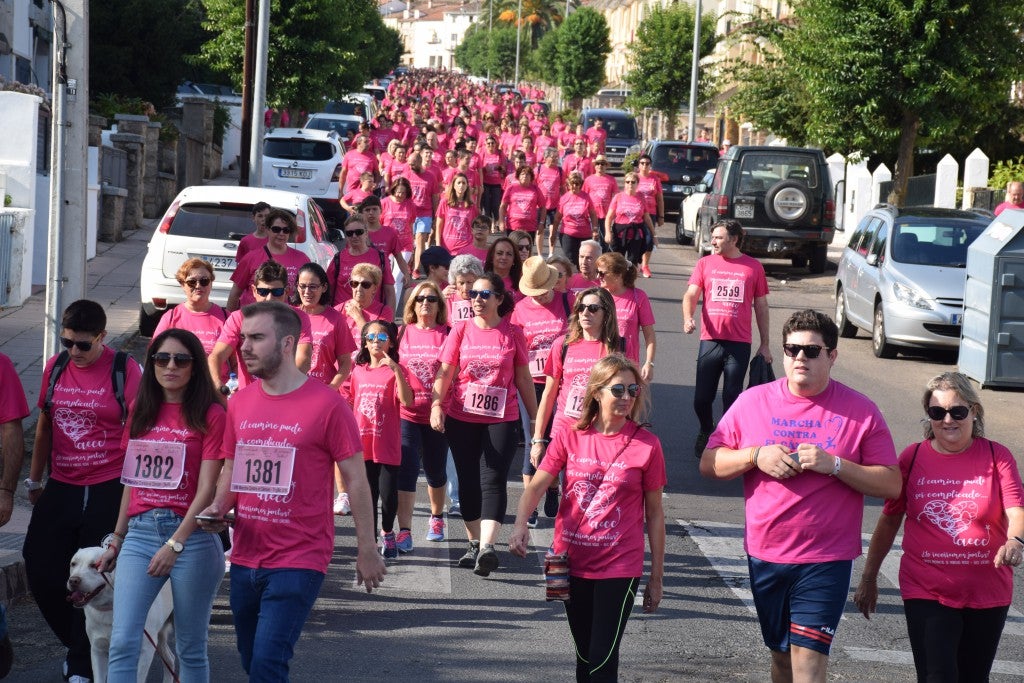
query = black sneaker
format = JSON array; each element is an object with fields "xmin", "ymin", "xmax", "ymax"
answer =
[
  {"xmin": 694, "ymin": 431, "xmax": 711, "ymax": 459},
  {"xmin": 544, "ymin": 486, "xmax": 560, "ymax": 517},
  {"xmin": 474, "ymin": 544, "xmax": 500, "ymax": 576},
  {"xmin": 458, "ymin": 540, "xmax": 480, "ymax": 568},
  {"xmin": 526, "ymin": 509, "xmax": 539, "ymax": 528}
]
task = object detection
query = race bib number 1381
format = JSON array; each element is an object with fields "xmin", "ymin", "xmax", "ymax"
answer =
[{"xmin": 230, "ymin": 444, "xmax": 296, "ymax": 495}]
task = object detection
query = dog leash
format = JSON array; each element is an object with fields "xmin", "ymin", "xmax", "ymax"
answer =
[{"xmin": 100, "ymin": 571, "xmax": 181, "ymax": 683}]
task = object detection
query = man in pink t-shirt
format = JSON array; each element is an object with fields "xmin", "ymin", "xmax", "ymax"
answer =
[
  {"xmin": 699, "ymin": 309, "xmax": 900, "ymax": 682},
  {"xmin": 198, "ymin": 301, "xmax": 385, "ymax": 679},
  {"xmin": 682, "ymin": 219, "xmax": 772, "ymax": 456},
  {"xmin": 338, "ymin": 135, "xmax": 379, "ymax": 195}
]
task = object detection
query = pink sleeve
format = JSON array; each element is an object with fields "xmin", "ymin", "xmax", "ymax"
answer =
[
  {"xmin": 203, "ymin": 406, "xmax": 228, "ymax": 461},
  {"xmin": 995, "ymin": 441, "xmax": 1024, "ymax": 509},
  {"xmin": 636, "ymin": 289, "xmax": 655, "ymax": 326},
  {"xmin": 299, "ymin": 314, "xmax": 313, "ymax": 345},
  {"xmin": 511, "ymin": 324, "xmax": 529, "ymax": 366},
  {"xmin": 217, "ymin": 312, "xmax": 242, "ymax": 347},
  {"xmin": 543, "ymin": 334, "xmax": 566, "ymax": 378},
  {"xmin": 538, "ymin": 428, "xmax": 569, "ymax": 477},
  {"xmin": 230, "ymin": 251, "xmax": 257, "ymax": 288},
  {"xmin": 882, "ymin": 443, "xmax": 917, "ymax": 516},
  {"xmin": 439, "ymin": 323, "xmax": 465, "ymax": 366},
  {"xmin": 643, "ymin": 437, "xmax": 668, "ymax": 491}
]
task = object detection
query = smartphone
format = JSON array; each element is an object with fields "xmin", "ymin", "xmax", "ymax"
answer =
[{"xmin": 196, "ymin": 512, "xmax": 235, "ymax": 524}]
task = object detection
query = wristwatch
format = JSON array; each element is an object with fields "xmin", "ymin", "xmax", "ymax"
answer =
[
  {"xmin": 23, "ymin": 478, "xmax": 42, "ymax": 491},
  {"xmin": 165, "ymin": 538, "xmax": 184, "ymax": 553}
]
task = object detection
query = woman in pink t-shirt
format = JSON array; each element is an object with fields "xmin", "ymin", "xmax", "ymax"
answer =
[
  {"xmin": 484, "ymin": 236, "xmax": 523, "ymax": 302},
  {"xmin": 596, "ymin": 252, "xmax": 656, "ymax": 382},
  {"xmin": 430, "ymin": 273, "xmax": 536, "ymax": 577},
  {"xmin": 499, "ymin": 166, "xmax": 544, "ymax": 236},
  {"xmin": 436, "ymin": 173, "xmax": 480, "ymax": 255},
  {"xmin": 854, "ymin": 372, "xmax": 1024, "ymax": 682},
  {"xmin": 634, "ymin": 154, "xmax": 664, "ymax": 278},
  {"xmin": 510, "ymin": 354, "xmax": 666, "ymax": 682},
  {"xmin": 604, "ymin": 172, "xmax": 655, "ymax": 265},
  {"xmin": 554, "ymin": 171, "xmax": 599, "ymax": 266},
  {"xmin": 97, "ymin": 329, "xmax": 226, "ymax": 681},
  {"xmin": 152, "ymin": 258, "xmax": 227, "ymax": 363},
  {"xmin": 349, "ymin": 320, "xmax": 413, "ymax": 560},
  {"xmin": 295, "ymin": 263, "xmax": 355, "ymax": 390},
  {"xmin": 227, "ymin": 209, "xmax": 309, "ymax": 311}
]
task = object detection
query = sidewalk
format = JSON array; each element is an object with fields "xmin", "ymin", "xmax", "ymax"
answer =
[{"xmin": 0, "ymin": 169, "xmax": 240, "ymax": 607}]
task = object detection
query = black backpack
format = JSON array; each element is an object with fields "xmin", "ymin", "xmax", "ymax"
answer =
[{"xmin": 43, "ymin": 350, "xmax": 131, "ymax": 425}]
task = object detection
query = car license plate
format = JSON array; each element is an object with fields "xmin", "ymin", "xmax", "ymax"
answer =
[
  {"xmin": 950, "ymin": 313, "xmax": 962, "ymax": 325},
  {"xmin": 672, "ymin": 185, "xmax": 686, "ymax": 193},
  {"xmin": 191, "ymin": 254, "xmax": 236, "ymax": 270},
  {"xmin": 734, "ymin": 204, "xmax": 755, "ymax": 219},
  {"xmin": 280, "ymin": 168, "xmax": 313, "ymax": 180}
]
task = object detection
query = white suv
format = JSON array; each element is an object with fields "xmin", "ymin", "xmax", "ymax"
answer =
[
  {"xmin": 139, "ymin": 185, "xmax": 340, "ymax": 335},
  {"xmin": 262, "ymin": 128, "xmax": 345, "ymax": 226}
]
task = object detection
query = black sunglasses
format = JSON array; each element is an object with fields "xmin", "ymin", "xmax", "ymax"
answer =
[
  {"xmin": 350, "ymin": 280, "xmax": 375, "ymax": 290},
  {"xmin": 345, "ymin": 228, "xmax": 367, "ymax": 237},
  {"xmin": 269, "ymin": 225, "xmax": 291, "ymax": 234},
  {"xmin": 151, "ymin": 352, "xmax": 194, "ymax": 368},
  {"xmin": 255, "ymin": 286, "xmax": 286, "ymax": 297},
  {"xmin": 576, "ymin": 303, "xmax": 603, "ymax": 314},
  {"xmin": 596, "ymin": 270, "xmax": 608, "ymax": 279},
  {"xmin": 184, "ymin": 277, "xmax": 212, "ymax": 288},
  {"xmin": 782, "ymin": 344, "xmax": 832, "ymax": 359},
  {"xmin": 415, "ymin": 295, "xmax": 440, "ymax": 303},
  {"xmin": 60, "ymin": 337, "xmax": 97, "ymax": 352},
  {"xmin": 468, "ymin": 290, "xmax": 493, "ymax": 300},
  {"xmin": 926, "ymin": 405, "xmax": 970, "ymax": 421},
  {"xmin": 605, "ymin": 383, "xmax": 641, "ymax": 398}
]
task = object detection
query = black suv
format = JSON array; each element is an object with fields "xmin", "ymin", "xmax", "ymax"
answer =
[
  {"xmin": 695, "ymin": 146, "xmax": 836, "ymax": 273},
  {"xmin": 632, "ymin": 140, "xmax": 719, "ymax": 216}
]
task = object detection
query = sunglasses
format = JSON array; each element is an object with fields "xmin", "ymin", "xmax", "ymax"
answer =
[
  {"xmin": 596, "ymin": 270, "xmax": 608, "ymax": 279},
  {"xmin": 926, "ymin": 405, "xmax": 971, "ymax": 421},
  {"xmin": 60, "ymin": 337, "xmax": 97, "ymax": 352},
  {"xmin": 184, "ymin": 277, "xmax": 211, "ymax": 288},
  {"xmin": 151, "ymin": 352, "xmax": 194, "ymax": 368},
  {"xmin": 782, "ymin": 344, "xmax": 832, "ymax": 359},
  {"xmin": 415, "ymin": 294, "xmax": 440, "ymax": 303},
  {"xmin": 345, "ymin": 228, "xmax": 367, "ymax": 237},
  {"xmin": 624, "ymin": 180, "xmax": 637, "ymax": 185},
  {"xmin": 518, "ymin": 245, "xmax": 531, "ymax": 252},
  {"xmin": 255, "ymin": 286, "xmax": 286, "ymax": 297},
  {"xmin": 576, "ymin": 303, "xmax": 604, "ymax": 314},
  {"xmin": 350, "ymin": 280, "xmax": 375, "ymax": 290},
  {"xmin": 269, "ymin": 225, "xmax": 291, "ymax": 234},
  {"xmin": 468, "ymin": 290, "xmax": 493, "ymax": 300},
  {"xmin": 364, "ymin": 332, "xmax": 389, "ymax": 343},
  {"xmin": 594, "ymin": 161, "xmax": 607, "ymax": 165},
  {"xmin": 605, "ymin": 383, "xmax": 641, "ymax": 398}
]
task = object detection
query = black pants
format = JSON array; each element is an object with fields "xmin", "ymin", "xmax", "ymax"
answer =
[
  {"xmin": 445, "ymin": 416, "xmax": 518, "ymax": 523},
  {"xmin": 23, "ymin": 477, "xmax": 124, "ymax": 679},
  {"xmin": 482, "ymin": 184, "xmax": 503, "ymax": 220},
  {"xmin": 904, "ymin": 598, "xmax": 1009, "ymax": 683},
  {"xmin": 565, "ymin": 575, "xmax": 640, "ymax": 683},
  {"xmin": 610, "ymin": 223, "xmax": 647, "ymax": 264},
  {"xmin": 693, "ymin": 339, "xmax": 752, "ymax": 433},
  {"xmin": 399, "ymin": 419, "xmax": 449, "ymax": 491},
  {"xmin": 560, "ymin": 233, "xmax": 586, "ymax": 266},
  {"xmin": 364, "ymin": 461, "xmax": 399, "ymax": 533}
]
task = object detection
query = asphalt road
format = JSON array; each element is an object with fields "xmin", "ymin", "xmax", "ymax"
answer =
[{"xmin": 6, "ymin": 228, "xmax": 1024, "ymax": 682}]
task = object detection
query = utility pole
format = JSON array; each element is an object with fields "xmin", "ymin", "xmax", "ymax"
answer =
[
  {"xmin": 513, "ymin": 0, "xmax": 522, "ymax": 88},
  {"xmin": 43, "ymin": 0, "xmax": 88, "ymax": 359},
  {"xmin": 249, "ymin": 0, "xmax": 270, "ymax": 186},
  {"xmin": 239, "ymin": 0, "xmax": 256, "ymax": 186},
  {"xmin": 686, "ymin": 0, "xmax": 702, "ymax": 143}
]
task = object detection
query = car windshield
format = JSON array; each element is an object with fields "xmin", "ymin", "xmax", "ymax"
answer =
[
  {"xmin": 306, "ymin": 117, "xmax": 361, "ymax": 137},
  {"xmin": 652, "ymin": 146, "xmax": 719, "ymax": 172},
  {"xmin": 263, "ymin": 139, "xmax": 336, "ymax": 162},
  {"xmin": 324, "ymin": 101, "xmax": 367, "ymax": 119},
  {"xmin": 602, "ymin": 118, "xmax": 638, "ymax": 140},
  {"xmin": 891, "ymin": 220, "xmax": 986, "ymax": 267},
  {"xmin": 737, "ymin": 153, "xmax": 819, "ymax": 192},
  {"xmin": 167, "ymin": 204, "xmax": 268, "ymax": 240}
]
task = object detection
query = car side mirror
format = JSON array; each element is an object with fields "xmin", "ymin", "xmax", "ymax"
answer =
[{"xmin": 866, "ymin": 253, "xmax": 878, "ymax": 267}]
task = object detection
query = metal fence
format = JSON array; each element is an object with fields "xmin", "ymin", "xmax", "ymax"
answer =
[
  {"xmin": 101, "ymin": 145, "xmax": 128, "ymax": 189},
  {"xmin": 878, "ymin": 174, "xmax": 937, "ymax": 206},
  {"xmin": 0, "ymin": 213, "xmax": 13, "ymax": 306}
]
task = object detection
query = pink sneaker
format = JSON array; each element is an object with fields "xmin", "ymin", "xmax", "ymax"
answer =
[
  {"xmin": 426, "ymin": 516, "xmax": 445, "ymax": 542},
  {"xmin": 641, "ymin": 265, "xmax": 652, "ymax": 278}
]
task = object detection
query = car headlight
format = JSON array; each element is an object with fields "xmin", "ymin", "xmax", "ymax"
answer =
[{"xmin": 892, "ymin": 282, "xmax": 933, "ymax": 310}]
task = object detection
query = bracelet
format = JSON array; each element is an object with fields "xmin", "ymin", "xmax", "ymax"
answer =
[
  {"xmin": 531, "ymin": 438, "xmax": 550, "ymax": 445},
  {"xmin": 112, "ymin": 531, "xmax": 126, "ymax": 540},
  {"xmin": 830, "ymin": 456, "xmax": 842, "ymax": 477},
  {"xmin": 100, "ymin": 533, "xmax": 121, "ymax": 552},
  {"xmin": 645, "ymin": 361, "xmax": 654, "ymax": 366},
  {"xmin": 747, "ymin": 447, "xmax": 756, "ymax": 466}
]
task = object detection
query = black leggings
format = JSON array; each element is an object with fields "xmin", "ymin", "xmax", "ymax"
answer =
[
  {"xmin": 364, "ymin": 460, "xmax": 399, "ymax": 533},
  {"xmin": 23, "ymin": 477, "xmax": 124, "ymax": 679},
  {"xmin": 610, "ymin": 223, "xmax": 647, "ymax": 264},
  {"xmin": 565, "ymin": 576, "xmax": 640, "ymax": 683},
  {"xmin": 903, "ymin": 598, "xmax": 1009, "ymax": 683},
  {"xmin": 693, "ymin": 339, "xmax": 752, "ymax": 433},
  {"xmin": 399, "ymin": 419, "xmax": 449, "ymax": 491},
  {"xmin": 560, "ymin": 233, "xmax": 586, "ymax": 266},
  {"xmin": 482, "ymin": 184, "xmax": 503, "ymax": 220},
  {"xmin": 445, "ymin": 416, "xmax": 518, "ymax": 523}
]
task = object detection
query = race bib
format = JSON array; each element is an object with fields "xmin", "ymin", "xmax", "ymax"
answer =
[
  {"xmin": 230, "ymin": 443, "xmax": 296, "ymax": 495},
  {"xmin": 452, "ymin": 299, "xmax": 473, "ymax": 322},
  {"xmin": 711, "ymin": 278, "xmax": 745, "ymax": 304},
  {"xmin": 529, "ymin": 348, "xmax": 550, "ymax": 378},
  {"xmin": 463, "ymin": 382, "xmax": 508, "ymax": 418},
  {"xmin": 563, "ymin": 386, "xmax": 586, "ymax": 419},
  {"xmin": 121, "ymin": 440, "xmax": 185, "ymax": 490}
]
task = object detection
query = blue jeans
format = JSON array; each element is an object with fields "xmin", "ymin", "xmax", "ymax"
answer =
[
  {"xmin": 109, "ymin": 508, "xmax": 224, "ymax": 683},
  {"xmin": 229, "ymin": 566, "xmax": 324, "ymax": 682}
]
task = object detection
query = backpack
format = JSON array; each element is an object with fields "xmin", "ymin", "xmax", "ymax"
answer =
[
  {"xmin": 330, "ymin": 247, "xmax": 389, "ymax": 304},
  {"xmin": 43, "ymin": 350, "xmax": 131, "ymax": 425}
]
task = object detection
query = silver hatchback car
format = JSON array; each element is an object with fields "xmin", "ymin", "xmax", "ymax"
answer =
[{"xmin": 834, "ymin": 206, "xmax": 989, "ymax": 357}]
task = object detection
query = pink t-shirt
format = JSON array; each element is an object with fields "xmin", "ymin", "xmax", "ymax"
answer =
[
  {"xmin": 437, "ymin": 202, "xmax": 480, "ymax": 254},
  {"xmin": 399, "ymin": 324, "xmax": 450, "ymax": 424},
  {"xmin": 0, "ymin": 353, "xmax": 29, "ymax": 424},
  {"xmin": 221, "ymin": 379, "xmax": 361, "ymax": 573},
  {"xmin": 608, "ymin": 192, "xmax": 647, "ymax": 225},
  {"xmin": 539, "ymin": 423, "xmax": 666, "ymax": 579},
  {"xmin": 558, "ymin": 191, "xmax": 596, "ymax": 239},
  {"xmin": 123, "ymin": 403, "xmax": 226, "ymax": 518},
  {"xmin": 689, "ymin": 254, "xmax": 769, "ymax": 344},
  {"xmin": 481, "ymin": 151, "xmax": 507, "ymax": 185},
  {"xmin": 152, "ymin": 305, "xmax": 226, "ymax": 357},
  {"xmin": 541, "ymin": 336, "xmax": 610, "ymax": 438},
  {"xmin": 236, "ymin": 234, "xmax": 269, "ymax": 263},
  {"xmin": 349, "ymin": 364, "xmax": 404, "ymax": 465},
  {"xmin": 342, "ymin": 150, "xmax": 378, "ymax": 193},
  {"xmin": 230, "ymin": 246, "xmax": 309, "ymax": 308},
  {"xmin": 342, "ymin": 188, "xmax": 373, "ymax": 209},
  {"xmin": 584, "ymin": 127, "xmax": 608, "ymax": 154},
  {"xmin": 635, "ymin": 175, "xmax": 662, "ymax": 215},
  {"xmin": 536, "ymin": 165, "xmax": 564, "ymax": 210},
  {"xmin": 438, "ymin": 318, "xmax": 529, "ymax": 424},
  {"xmin": 707, "ymin": 378, "xmax": 898, "ymax": 563},
  {"xmin": 563, "ymin": 154, "xmax": 595, "ymax": 179},
  {"xmin": 367, "ymin": 225, "xmax": 404, "ymax": 261},
  {"xmin": 510, "ymin": 295, "xmax": 570, "ymax": 383},
  {"xmin": 405, "ymin": 169, "xmax": 439, "ymax": 215},
  {"xmin": 37, "ymin": 347, "xmax": 143, "ymax": 485},
  {"xmin": 502, "ymin": 183, "xmax": 544, "ymax": 232},
  {"xmin": 568, "ymin": 274, "xmax": 600, "ymax": 297},
  {"xmin": 883, "ymin": 438, "xmax": 1024, "ymax": 608},
  {"xmin": 380, "ymin": 196, "xmax": 416, "ymax": 252},
  {"xmin": 306, "ymin": 306, "xmax": 357, "ymax": 385},
  {"xmin": 216, "ymin": 308, "xmax": 313, "ymax": 389},
  {"xmin": 464, "ymin": 244, "xmax": 489, "ymax": 261},
  {"xmin": 326, "ymin": 249, "xmax": 395, "ymax": 307},
  {"xmin": 583, "ymin": 174, "xmax": 619, "ymax": 218},
  {"xmin": 609, "ymin": 287, "xmax": 655, "ymax": 362}
]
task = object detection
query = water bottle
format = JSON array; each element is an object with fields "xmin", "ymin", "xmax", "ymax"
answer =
[{"xmin": 225, "ymin": 373, "xmax": 239, "ymax": 396}]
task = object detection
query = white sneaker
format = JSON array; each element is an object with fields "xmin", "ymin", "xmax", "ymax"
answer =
[
  {"xmin": 68, "ymin": 676, "xmax": 92, "ymax": 683},
  {"xmin": 333, "ymin": 493, "xmax": 351, "ymax": 515}
]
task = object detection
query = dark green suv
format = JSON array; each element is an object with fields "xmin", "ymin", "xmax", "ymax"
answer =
[{"xmin": 695, "ymin": 146, "xmax": 836, "ymax": 273}]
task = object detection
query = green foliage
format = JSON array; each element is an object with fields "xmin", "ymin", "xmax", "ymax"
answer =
[
  {"xmin": 90, "ymin": 0, "xmax": 210, "ymax": 108},
  {"xmin": 990, "ymin": 157, "xmax": 1024, "ymax": 193},
  {"xmin": 198, "ymin": 0, "xmax": 400, "ymax": 113},
  {"xmin": 552, "ymin": 8, "xmax": 610, "ymax": 106},
  {"xmin": 212, "ymin": 103, "xmax": 231, "ymax": 146},
  {"xmin": 90, "ymin": 93, "xmax": 151, "ymax": 120},
  {"xmin": 479, "ymin": 0, "xmax": 574, "ymax": 48},
  {"xmin": 527, "ymin": 28, "xmax": 560, "ymax": 84},
  {"xmin": 455, "ymin": 26, "xmax": 523, "ymax": 81},
  {"xmin": 624, "ymin": 5, "xmax": 717, "ymax": 122}
]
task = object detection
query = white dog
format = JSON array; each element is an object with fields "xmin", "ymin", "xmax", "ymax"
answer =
[{"xmin": 66, "ymin": 546, "xmax": 176, "ymax": 683}]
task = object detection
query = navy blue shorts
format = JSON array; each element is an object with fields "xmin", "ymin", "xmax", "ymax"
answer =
[{"xmin": 748, "ymin": 557, "xmax": 852, "ymax": 655}]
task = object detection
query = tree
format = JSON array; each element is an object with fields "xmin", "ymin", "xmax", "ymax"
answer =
[
  {"xmin": 198, "ymin": 0, "xmax": 400, "ymax": 113},
  {"xmin": 552, "ymin": 7, "xmax": 609, "ymax": 108},
  {"xmin": 90, "ymin": 0, "xmax": 210, "ymax": 107},
  {"xmin": 480, "ymin": 0, "xmax": 575, "ymax": 48},
  {"xmin": 454, "ymin": 26, "xmax": 523, "ymax": 81},
  {"xmin": 728, "ymin": 1, "xmax": 1024, "ymax": 206},
  {"xmin": 624, "ymin": 5, "xmax": 717, "ymax": 129}
]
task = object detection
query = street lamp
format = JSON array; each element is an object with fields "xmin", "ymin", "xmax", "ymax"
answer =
[{"xmin": 513, "ymin": 0, "xmax": 522, "ymax": 88}]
